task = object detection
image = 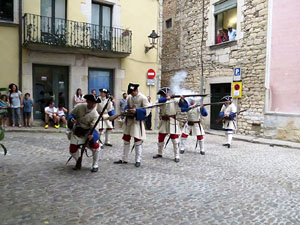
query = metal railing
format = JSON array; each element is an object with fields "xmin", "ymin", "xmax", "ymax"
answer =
[{"xmin": 23, "ymin": 13, "xmax": 132, "ymax": 54}]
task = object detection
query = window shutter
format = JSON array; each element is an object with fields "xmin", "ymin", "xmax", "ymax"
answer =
[{"xmin": 214, "ymin": 0, "xmax": 237, "ymax": 15}]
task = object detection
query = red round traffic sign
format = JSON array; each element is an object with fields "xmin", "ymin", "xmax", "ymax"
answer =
[
  {"xmin": 147, "ymin": 69, "xmax": 156, "ymax": 79},
  {"xmin": 234, "ymin": 84, "xmax": 240, "ymax": 90}
]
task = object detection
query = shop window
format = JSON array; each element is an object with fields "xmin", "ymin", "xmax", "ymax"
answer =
[
  {"xmin": 0, "ymin": 0, "xmax": 13, "ymax": 21},
  {"xmin": 214, "ymin": 0, "xmax": 237, "ymax": 44},
  {"xmin": 166, "ymin": 18, "xmax": 172, "ymax": 29}
]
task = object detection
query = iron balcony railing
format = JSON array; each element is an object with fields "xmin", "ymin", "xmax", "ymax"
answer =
[{"xmin": 23, "ymin": 13, "xmax": 132, "ymax": 54}]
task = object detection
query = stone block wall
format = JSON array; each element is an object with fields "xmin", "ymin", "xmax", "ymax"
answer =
[{"xmin": 162, "ymin": 0, "xmax": 268, "ymax": 137}]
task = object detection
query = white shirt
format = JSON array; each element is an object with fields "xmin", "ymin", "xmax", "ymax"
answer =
[
  {"xmin": 45, "ymin": 106, "xmax": 57, "ymax": 116},
  {"xmin": 228, "ymin": 29, "xmax": 237, "ymax": 41}
]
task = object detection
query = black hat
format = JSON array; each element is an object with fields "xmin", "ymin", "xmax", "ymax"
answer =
[
  {"xmin": 127, "ymin": 83, "xmax": 139, "ymax": 94},
  {"xmin": 221, "ymin": 95, "xmax": 232, "ymax": 102},
  {"xmin": 157, "ymin": 87, "xmax": 170, "ymax": 96},
  {"xmin": 99, "ymin": 88, "xmax": 109, "ymax": 94},
  {"xmin": 84, "ymin": 94, "xmax": 101, "ymax": 103}
]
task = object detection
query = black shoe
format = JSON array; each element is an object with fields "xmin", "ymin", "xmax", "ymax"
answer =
[
  {"xmin": 223, "ymin": 143, "xmax": 230, "ymax": 147},
  {"xmin": 180, "ymin": 150, "xmax": 185, "ymax": 154},
  {"xmin": 104, "ymin": 143, "xmax": 112, "ymax": 147},
  {"xmin": 91, "ymin": 167, "xmax": 98, "ymax": 172},
  {"xmin": 135, "ymin": 162, "xmax": 141, "ymax": 167},
  {"xmin": 174, "ymin": 158, "xmax": 180, "ymax": 163},
  {"xmin": 153, "ymin": 154, "xmax": 162, "ymax": 159},
  {"xmin": 200, "ymin": 151, "xmax": 205, "ymax": 155},
  {"xmin": 72, "ymin": 167, "xmax": 78, "ymax": 171},
  {"xmin": 113, "ymin": 160, "xmax": 128, "ymax": 164}
]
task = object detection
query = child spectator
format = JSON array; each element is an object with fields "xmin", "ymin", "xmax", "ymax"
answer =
[
  {"xmin": 23, "ymin": 93, "xmax": 34, "ymax": 127},
  {"xmin": 44, "ymin": 101, "xmax": 58, "ymax": 129},
  {"xmin": 0, "ymin": 95, "xmax": 9, "ymax": 127},
  {"xmin": 57, "ymin": 104, "xmax": 68, "ymax": 128}
]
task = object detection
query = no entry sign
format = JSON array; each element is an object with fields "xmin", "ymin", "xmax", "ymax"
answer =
[{"xmin": 147, "ymin": 69, "xmax": 156, "ymax": 79}]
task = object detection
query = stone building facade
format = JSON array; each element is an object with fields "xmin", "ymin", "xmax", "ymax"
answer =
[{"xmin": 161, "ymin": 0, "xmax": 300, "ymax": 142}]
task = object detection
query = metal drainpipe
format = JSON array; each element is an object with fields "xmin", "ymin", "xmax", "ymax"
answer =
[
  {"xmin": 200, "ymin": 0, "xmax": 205, "ymax": 103},
  {"xmin": 18, "ymin": 0, "xmax": 23, "ymax": 90}
]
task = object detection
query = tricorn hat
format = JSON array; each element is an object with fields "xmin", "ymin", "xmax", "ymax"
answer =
[
  {"xmin": 157, "ymin": 87, "xmax": 170, "ymax": 96},
  {"xmin": 221, "ymin": 95, "xmax": 232, "ymax": 102},
  {"xmin": 84, "ymin": 94, "xmax": 101, "ymax": 103},
  {"xmin": 99, "ymin": 88, "xmax": 109, "ymax": 94},
  {"xmin": 127, "ymin": 83, "xmax": 139, "ymax": 94}
]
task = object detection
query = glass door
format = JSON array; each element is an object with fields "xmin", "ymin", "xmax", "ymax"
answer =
[{"xmin": 33, "ymin": 65, "xmax": 69, "ymax": 120}]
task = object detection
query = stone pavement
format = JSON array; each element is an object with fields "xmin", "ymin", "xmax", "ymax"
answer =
[{"xmin": 0, "ymin": 132, "xmax": 299, "ymax": 225}]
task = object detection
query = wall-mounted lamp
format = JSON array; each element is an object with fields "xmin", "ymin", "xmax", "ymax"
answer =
[{"xmin": 145, "ymin": 30, "xmax": 160, "ymax": 53}]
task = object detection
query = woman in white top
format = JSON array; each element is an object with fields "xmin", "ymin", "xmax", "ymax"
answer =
[{"xmin": 73, "ymin": 88, "xmax": 85, "ymax": 107}]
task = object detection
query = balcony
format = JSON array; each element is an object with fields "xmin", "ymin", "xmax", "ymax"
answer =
[{"xmin": 23, "ymin": 13, "xmax": 132, "ymax": 58}]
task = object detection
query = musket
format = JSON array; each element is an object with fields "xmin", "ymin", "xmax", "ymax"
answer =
[
  {"xmin": 171, "ymin": 94, "xmax": 208, "ymax": 98},
  {"xmin": 194, "ymin": 101, "xmax": 226, "ymax": 108},
  {"xmin": 75, "ymin": 97, "xmax": 112, "ymax": 170},
  {"xmin": 216, "ymin": 109, "xmax": 248, "ymax": 124},
  {"xmin": 107, "ymin": 111, "xmax": 135, "ymax": 121}
]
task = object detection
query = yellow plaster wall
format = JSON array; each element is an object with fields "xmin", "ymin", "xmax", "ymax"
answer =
[
  {"xmin": 119, "ymin": 0, "xmax": 159, "ymax": 99},
  {"xmin": 24, "ymin": 0, "xmax": 40, "ymax": 15},
  {"xmin": 0, "ymin": 26, "xmax": 19, "ymax": 91}
]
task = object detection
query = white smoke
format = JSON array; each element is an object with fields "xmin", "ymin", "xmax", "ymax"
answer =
[{"xmin": 169, "ymin": 70, "xmax": 201, "ymax": 103}]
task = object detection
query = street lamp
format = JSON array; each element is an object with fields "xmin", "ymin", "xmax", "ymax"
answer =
[{"xmin": 145, "ymin": 30, "xmax": 160, "ymax": 53}]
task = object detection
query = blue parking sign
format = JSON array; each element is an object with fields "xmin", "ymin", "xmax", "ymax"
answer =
[
  {"xmin": 234, "ymin": 68, "xmax": 241, "ymax": 76},
  {"xmin": 233, "ymin": 68, "xmax": 242, "ymax": 81}
]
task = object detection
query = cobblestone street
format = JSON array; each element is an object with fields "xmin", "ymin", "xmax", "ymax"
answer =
[{"xmin": 0, "ymin": 132, "xmax": 299, "ymax": 225}]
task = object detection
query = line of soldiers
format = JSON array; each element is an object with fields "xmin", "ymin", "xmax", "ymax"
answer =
[{"xmin": 66, "ymin": 83, "xmax": 237, "ymax": 172}]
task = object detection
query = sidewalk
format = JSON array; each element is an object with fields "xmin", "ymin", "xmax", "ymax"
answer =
[{"xmin": 4, "ymin": 126, "xmax": 300, "ymax": 150}]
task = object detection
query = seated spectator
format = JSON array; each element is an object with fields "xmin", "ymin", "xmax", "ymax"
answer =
[
  {"xmin": 0, "ymin": 95, "xmax": 9, "ymax": 127},
  {"xmin": 56, "ymin": 104, "xmax": 68, "ymax": 128},
  {"xmin": 228, "ymin": 26, "xmax": 237, "ymax": 41},
  {"xmin": 44, "ymin": 101, "xmax": 59, "ymax": 129},
  {"xmin": 23, "ymin": 93, "xmax": 34, "ymax": 127},
  {"xmin": 216, "ymin": 29, "xmax": 229, "ymax": 44}
]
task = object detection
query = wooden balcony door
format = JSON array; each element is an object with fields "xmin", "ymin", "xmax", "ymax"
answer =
[
  {"xmin": 91, "ymin": 2, "xmax": 112, "ymax": 50},
  {"xmin": 41, "ymin": 0, "xmax": 66, "ymax": 45}
]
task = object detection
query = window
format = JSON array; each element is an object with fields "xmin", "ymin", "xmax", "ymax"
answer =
[
  {"xmin": 214, "ymin": 0, "xmax": 237, "ymax": 44},
  {"xmin": 91, "ymin": 2, "xmax": 112, "ymax": 49},
  {"xmin": 166, "ymin": 18, "xmax": 172, "ymax": 29},
  {"xmin": 0, "ymin": 0, "xmax": 13, "ymax": 21}
]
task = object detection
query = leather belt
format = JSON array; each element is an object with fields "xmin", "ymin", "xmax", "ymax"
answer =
[{"xmin": 161, "ymin": 115, "xmax": 176, "ymax": 121}]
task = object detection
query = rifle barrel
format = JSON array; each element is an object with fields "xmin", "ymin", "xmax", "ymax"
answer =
[{"xmin": 171, "ymin": 94, "xmax": 208, "ymax": 98}]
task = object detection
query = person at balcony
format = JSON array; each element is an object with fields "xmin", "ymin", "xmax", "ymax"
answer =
[
  {"xmin": 114, "ymin": 83, "xmax": 150, "ymax": 167},
  {"xmin": 97, "ymin": 88, "xmax": 115, "ymax": 147},
  {"xmin": 7, "ymin": 83, "xmax": 23, "ymax": 127},
  {"xmin": 73, "ymin": 88, "xmax": 85, "ymax": 108},
  {"xmin": 44, "ymin": 101, "xmax": 59, "ymax": 129},
  {"xmin": 218, "ymin": 96, "xmax": 237, "ymax": 148},
  {"xmin": 153, "ymin": 87, "xmax": 182, "ymax": 163},
  {"xmin": 179, "ymin": 97, "xmax": 208, "ymax": 155},
  {"xmin": 23, "ymin": 93, "xmax": 34, "ymax": 128},
  {"xmin": 228, "ymin": 26, "xmax": 237, "ymax": 41},
  {"xmin": 216, "ymin": 29, "xmax": 228, "ymax": 44},
  {"xmin": 67, "ymin": 94, "xmax": 101, "ymax": 172}
]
